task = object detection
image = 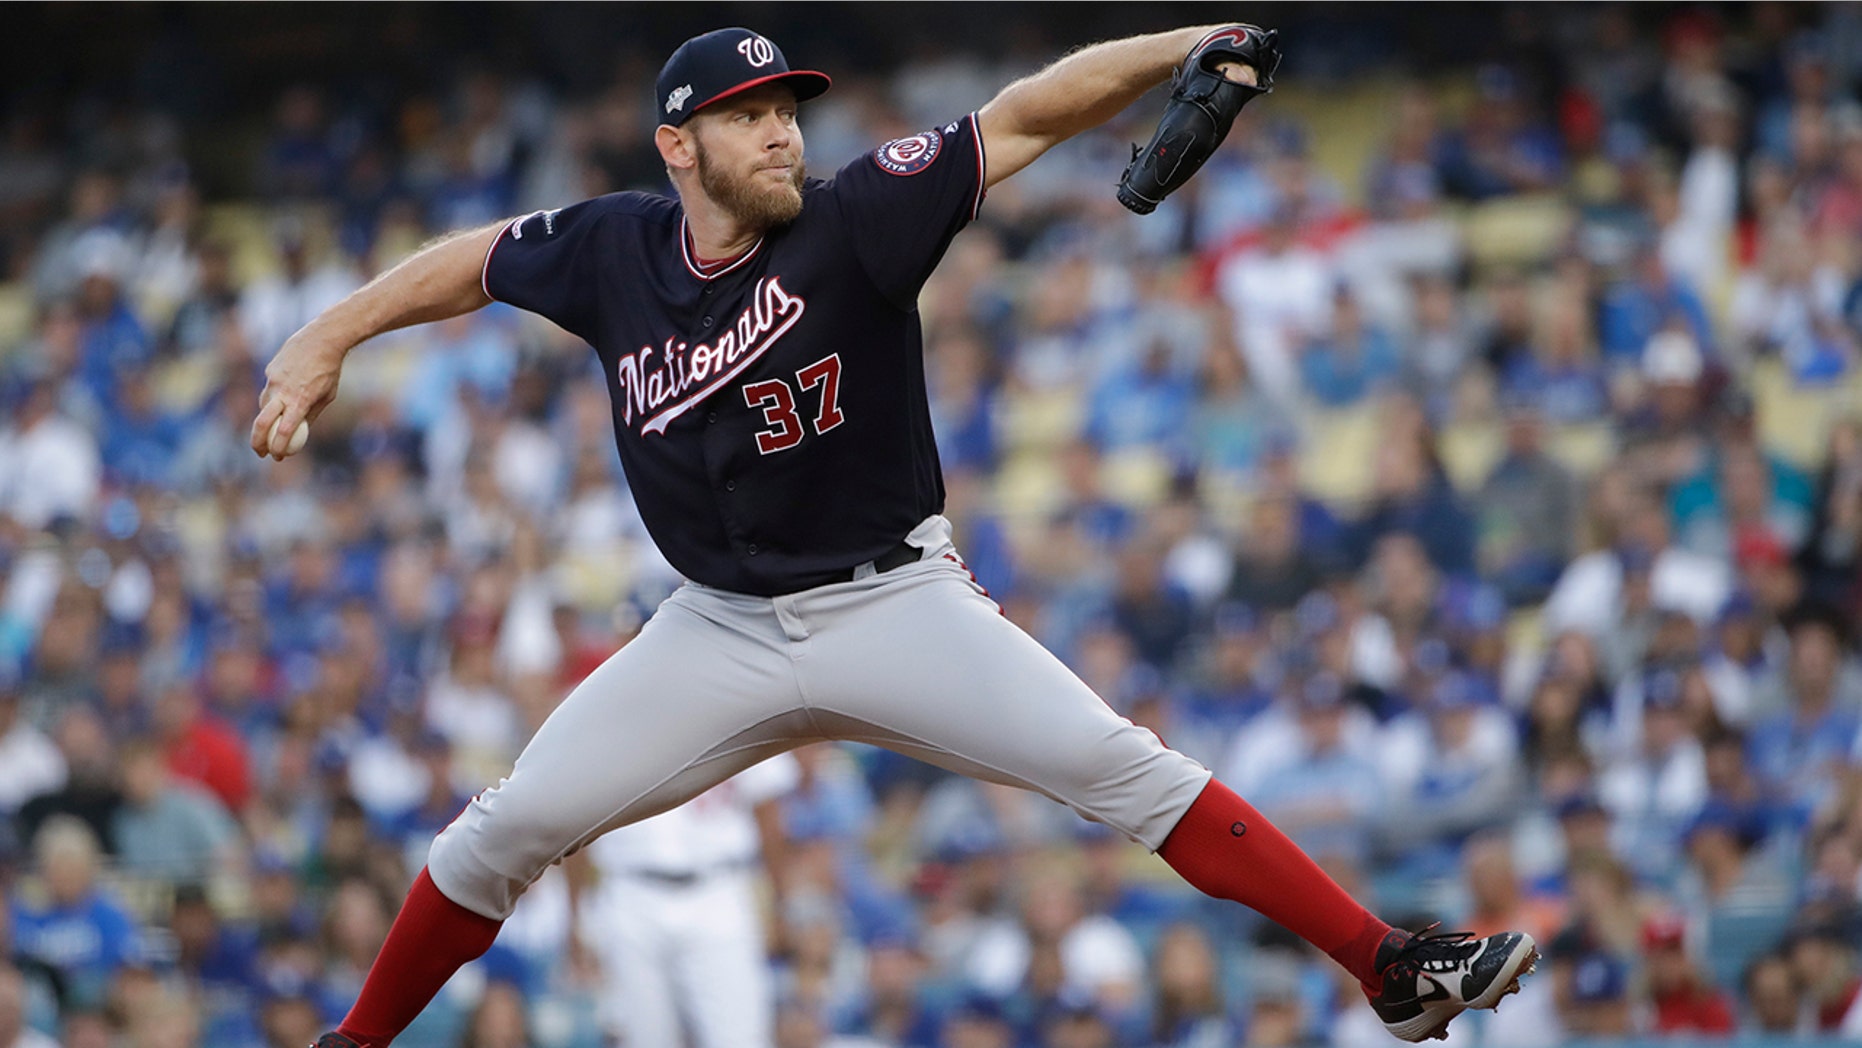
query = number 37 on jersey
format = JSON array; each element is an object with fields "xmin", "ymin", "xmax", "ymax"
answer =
[{"xmin": 743, "ymin": 353, "xmax": 844, "ymax": 455}]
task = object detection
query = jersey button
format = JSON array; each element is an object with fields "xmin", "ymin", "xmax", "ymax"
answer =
[
  {"xmin": 725, "ymin": 480, "xmax": 737, "ymax": 492},
  {"xmin": 747, "ymin": 543, "xmax": 759, "ymax": 556},
  {"xmin": 706, "ymin": 411, "xmax": 718, "ymax": 424},
  {"xmin": 701, "ymin": 316, "xmax": 714, "ymax": 327}
]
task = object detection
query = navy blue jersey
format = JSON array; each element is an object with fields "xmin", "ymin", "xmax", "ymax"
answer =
[{"xmin": 483, "ymin": 113, "xmax": 987, "ymax": 595}]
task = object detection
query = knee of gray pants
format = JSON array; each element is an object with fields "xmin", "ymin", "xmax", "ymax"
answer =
[
  {"xmin": 427, "ymin": 787, "xmax": 580, "ymax": 920},
  {"xmin": 1058, "ymin": 734, "xmax": 1213, "ymax": 850}
]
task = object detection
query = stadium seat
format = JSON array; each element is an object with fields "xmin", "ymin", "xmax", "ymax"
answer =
[
  {"xmin": 1750, "ymin": 358, "xmax": 1856, "ymax": 469},
  {"xmin": 994, "ymin": 448, "xmax": 1069, "ymax": 523},
  {"xmin": 996, "ymin": 385, "xmax": 1086, "ymax": 454},
  {"xmin": 1459, "ymin": 195, "xmax": 1572, "ymax": 271},
  {"xmin": 1439, "ymin": 418, "xmax": 1503, "ymax": 493},
  {"xmin": 0, "ymin": 282, "xmax": 31, "ymax": 350},
  {"xmin": 203, "ymin": 203, "xmax": 281, "ymax": 283},
  {"xmin": 1545, "ymin": 421, "xmax": 1619, "ymax": 477},
  {"xmin": 1101, "ymin": 446, "xmax": 1173, "ymax": 507},
  {"xmin": 1297, "ymin": 405, "xmax": 1380, "ymax": 509}
]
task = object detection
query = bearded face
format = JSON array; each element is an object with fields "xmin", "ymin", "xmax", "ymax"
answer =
[{"xmin": 694, "ymin": 132, "xmax": 806, "ymax": 230}]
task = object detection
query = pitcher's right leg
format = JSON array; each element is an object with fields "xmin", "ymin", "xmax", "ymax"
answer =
[{"xmin": 328, "ymin": 587, "xmax": 814, "ymax": 1048}]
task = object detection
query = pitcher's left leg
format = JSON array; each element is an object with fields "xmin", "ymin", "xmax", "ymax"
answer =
[
  {"xmin": 798, "ymin": 560, "xmax": 1534, "ymax": 1042},
  {"xmin": 794, "ymin": 560, "xmax": 1206, "ymax": 846}
]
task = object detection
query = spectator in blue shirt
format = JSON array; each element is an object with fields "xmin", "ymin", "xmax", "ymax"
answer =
[
  {"xmin": 255, "ymin": 978, "xmax": 335, "ymax": 1048},
  {"xmin": 1346, "ymin": 415, "xmax": 1476, "ymax": 575},
  {"xmin": 1745, "ymin": 612, "xmax": 1860, "ymax": 829},
  {"xmin": 71, "ymin": 237, "xmax": 152, "ymax": 409},
  {"xmin": 424, "ymin": 137, "xmax": 515, "ymax": 233},
  {"xmin": 1255, "ymin": 434, "xmax": 1347, "ymax": 569},
  {"xmin": 1500, "ymin": 291, "xmax": 1609, "ymax": 424},
  {"xmin": 169, "ymin": 884, "xmax": 267, "ymax": 1048},
  {"xmin": 1598, "ymin": 245, "xmax": 1714, "ymax": 365},
  {"xmin": 1174, "ymin": 604, "xmax": 1273, "ymax": 770},
  {"xmin": 783, "ymin": 743, "xmax": 906, "ymax": 944},
  {"xmin": 934, "ymin": 993, "xmax": 1019, "ymax": 1048},
  {"xmin": 100, "ymin": 363, "xmax": 183, "ymax": 489},
  {"xmin": 264, "ymin": 538, "xmax": 347, "ymax": 661},
  {"xmin": 396, "ymin": 313, "xmax": 518, "ymax": 436},
  {"xmin": 249, "ymin": 850, "xmax": 319, "ymax": 945},
  {"xmin": 258, "ymin": 87, "xmax": 338, "ymax": 200},
  {"xmin": 1051, "ymin": 440, "xmax": 1136, "ymax": 552},
  {"xmin": 375, "ymin": 730, "xmax": 473, "ymax": 867},
  {"xmin": 831, "ymin": 924, "xmax": 943, "ymax": 1048},
  {"xmin": 171, "ymin": 884, "xmax": 261, "ymax": 995},
  {"xmin": 333, "ymin": 144, "xmax": 403, "ymax": 260},
  {"xmin": 1674, "ymin": 441, "xmax": 1815, "ymax": 563},
  {"xmin": 1084, "ymin": 335, "xmax": 1196, "ymax": 455},
  {"xmin": 1382, "ymin": 673, "xmax": 1523, "ymax": 867},
  {"xmin": 1076, "ymin": 818, "xmax": 1194, "ymax": 937},
  {"xmin": 929, "ymin": 325, "xmax": 1001, "ymax": 473},
  {"xmin": 1563, "ymin": 950, "xmax": 1635, "ymax": 1038},
  {"xmin": 1434, "ymin": 66, "xmax": 1565, "ymax": 200},
  {"xmin": 1598, "ymin": 668, "xmax": 1710, "ymax": 884},
  {"xmin": 927, "ymin": 468, "xmax": 1018, "ymax": 628},
  {"xmin": 8, "ymin": 816, "xmax": 141, "ymax": 1009},
  {"xmin": 1365, "ymin": 88, "xmax": 1446, "ymax": 220},
  {"xmin": 1298, "ymin": 286, "xmax": 1401, "ymax": 407},
  {"xmin": 1106, "ymin": 534, "xmax": 1196, "ymax": 674}
]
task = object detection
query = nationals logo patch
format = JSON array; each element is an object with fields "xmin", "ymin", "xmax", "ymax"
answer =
[{"xmin": 872, "ymin": 131, "xmax": 941, "ymax": 176}]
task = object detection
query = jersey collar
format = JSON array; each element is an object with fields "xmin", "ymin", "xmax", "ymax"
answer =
[{"xmin": 680, "ymin": 217, "xmax": 764, "ymax": 281}]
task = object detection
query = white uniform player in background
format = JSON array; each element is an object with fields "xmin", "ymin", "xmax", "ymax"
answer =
[{"xmin": 580, "ymin": 754, "xmax": 799, "ymax": 1048}]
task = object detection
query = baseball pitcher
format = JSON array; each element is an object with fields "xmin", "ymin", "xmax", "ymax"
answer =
[{"xmin": 253, "ymin": 23, "xmax": 1536, "ymax": 1047}]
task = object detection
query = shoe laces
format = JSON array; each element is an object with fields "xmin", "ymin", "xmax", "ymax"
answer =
[{"xmin": 1385, "ymin": 922, "xmax": 1483, "ymax": 976}]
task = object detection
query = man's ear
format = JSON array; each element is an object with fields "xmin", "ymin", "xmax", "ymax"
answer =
[{"xmin": 656, "ymin": 124, "xmax": 697, "ymax": 173}]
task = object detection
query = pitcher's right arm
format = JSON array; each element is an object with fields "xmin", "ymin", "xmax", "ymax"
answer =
[{"xmin": 250, "ymin": 221, "xmax": 503, "ymax": 460}]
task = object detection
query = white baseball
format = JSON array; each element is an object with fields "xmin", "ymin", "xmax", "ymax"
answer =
[{"xmin": 269, "ymin": 417, "xmax": 310, "ymax": 456}]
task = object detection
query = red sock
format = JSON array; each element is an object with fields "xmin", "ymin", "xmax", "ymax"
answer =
[
  {"xmin": 1159, "ymin": 779, "xmax": 1397, "ymax": 990},
  {"xmin": 335, "ymin": 868, "xmax": 503, "ymax": 1047}
]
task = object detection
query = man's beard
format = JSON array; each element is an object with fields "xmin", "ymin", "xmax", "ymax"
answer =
[{"xmin": 695, "ymin": 140, "xmax": 806, "ymax": 230}]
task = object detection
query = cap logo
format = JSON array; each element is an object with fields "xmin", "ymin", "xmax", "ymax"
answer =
[
  {"xmin": 666, "ymin": 84, "xmax": 693, "ymax": 113},
  {"xmin": 737, "ymin": 35, "xmax": 776, "ymax": 67}
]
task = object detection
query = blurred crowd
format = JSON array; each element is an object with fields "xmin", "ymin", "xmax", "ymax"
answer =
[{"xmin": 4, "ymin": 4, "xmax": 1862, "ymax": 1048}]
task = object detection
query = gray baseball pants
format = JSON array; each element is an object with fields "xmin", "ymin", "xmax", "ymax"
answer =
[{"xmin": 427, "ymin": 515, "xmax": 1212, "ymax": 920}]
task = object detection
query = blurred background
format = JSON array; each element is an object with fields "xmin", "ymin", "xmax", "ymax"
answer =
[{"xmin": 2, "ymin": 2, "xmax": 1862, "ymax": 1047}]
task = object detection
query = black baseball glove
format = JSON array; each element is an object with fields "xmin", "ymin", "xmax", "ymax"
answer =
[{"xmin": 1117, "ymin": 25, "xmax": 1282, "ymax": 215}]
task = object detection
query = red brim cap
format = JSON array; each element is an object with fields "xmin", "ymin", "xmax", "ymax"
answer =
[{"xmin": 690, "ymin": 69, "xmax": 832, "ymax": 119}]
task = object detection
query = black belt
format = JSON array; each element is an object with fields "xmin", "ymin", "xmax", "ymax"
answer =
[
  {"xmin": 630, "ymin": 869, "xmax": 706, "ymax": 887},
  {"xmin": 834, "ymin": 539, "xmax": 921, "ymax": 583}
]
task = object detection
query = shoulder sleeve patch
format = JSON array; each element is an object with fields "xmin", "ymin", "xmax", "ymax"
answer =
[{"xmin": 872, "ymin": 130, "xmax": 942, "ymax": 176}]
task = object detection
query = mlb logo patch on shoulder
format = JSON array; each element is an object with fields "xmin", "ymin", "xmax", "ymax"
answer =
[{"xmin": 872, "ymin": 130, "xmax": 942, "ymax": 176}]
